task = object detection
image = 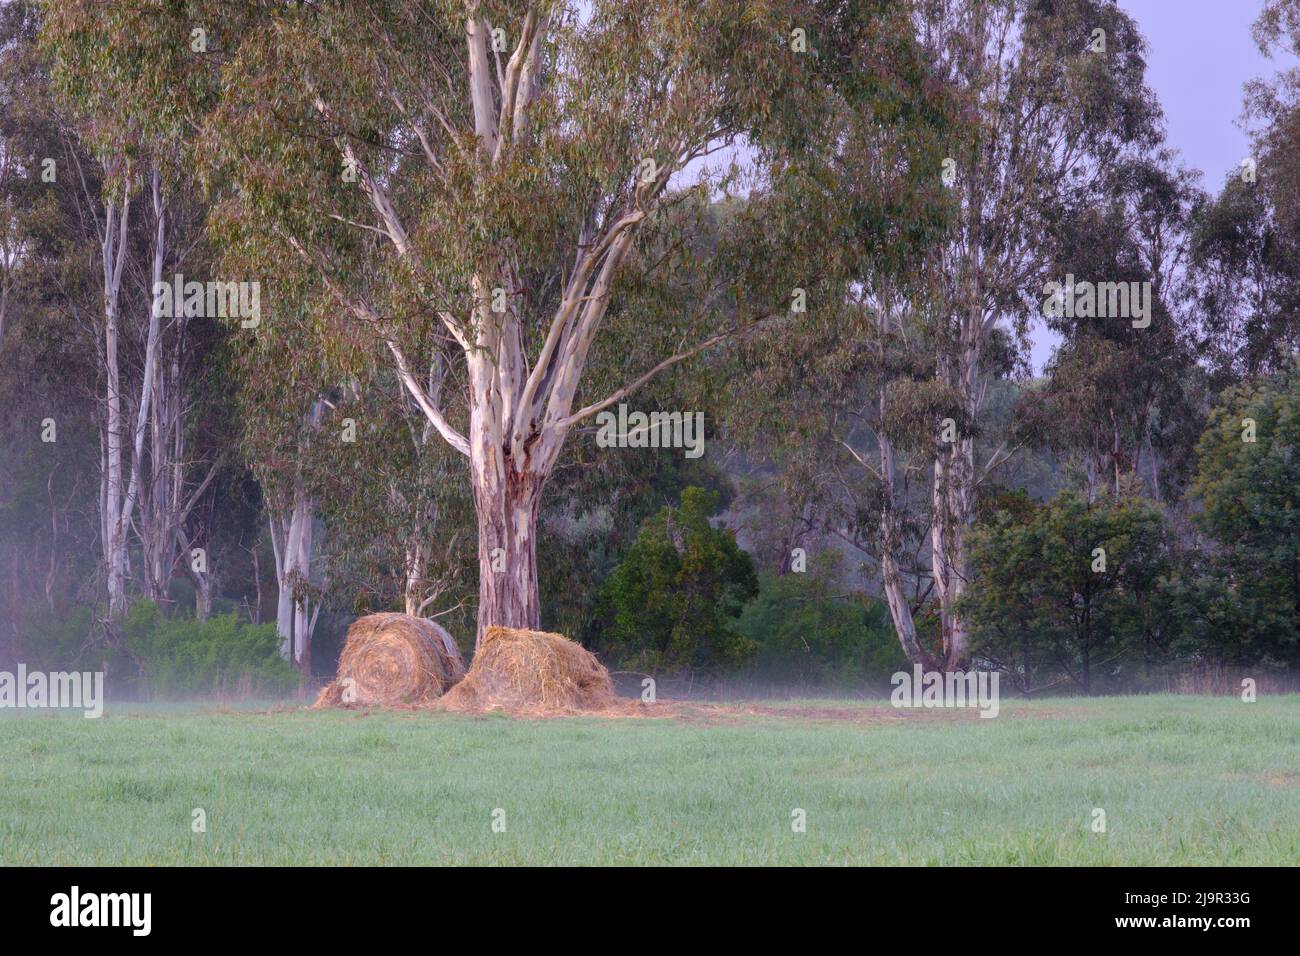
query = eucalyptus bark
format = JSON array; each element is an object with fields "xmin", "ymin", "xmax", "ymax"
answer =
[
  {"xmin": 99, "ymin": 187, "xmax": 131, "ymax": 616},
  {"xmin": 472, "ymin": 465, "xmax": 544, "ymax": 638},
  {"xmin": 269, "ymin": 400, "xmax": 323, "ymax": 669},
  {"xmin": 270, "ymin": 485, "xmax": 315, "ymax": 668}
]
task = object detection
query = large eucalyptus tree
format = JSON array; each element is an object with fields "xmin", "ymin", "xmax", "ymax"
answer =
[{"xmin": 60, "ymin": 0, "xmax": 939, "ymax": 643}]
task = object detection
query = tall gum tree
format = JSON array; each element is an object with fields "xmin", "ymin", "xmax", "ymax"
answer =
[
  {"xmin": 726, "ymin": 0, "xmax": 1163, "ymax": 670},
  {"xmin": 42, "ymin": 1, "xmax": 224, "ymax": 618},
  {"xmin": 911, "ymin": 0, "xmax": 1161, "ymax": 667},
  {"xmin": 88, "ymin": 0, "xmax": 934, "ymax": 644}
]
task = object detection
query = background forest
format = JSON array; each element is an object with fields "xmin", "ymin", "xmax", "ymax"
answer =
[{"xmin": 1, "ymin": 0, "xmax": 1298, "ymax": 699}]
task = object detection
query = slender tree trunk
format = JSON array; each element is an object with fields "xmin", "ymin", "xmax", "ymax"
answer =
[
  {"xmin": 177, "ymin": 528, "xmax": 212, "ymax": 621},
  {"xmin": 881, "ymin": 514, "xmax": 930, "ymax": 668},
  {"xmin": 941, "ymin": 439, "xmax": 973, "ymax": 668},
  {"xmin": 271, "ymin": 485, "xmax": 315, "ymax": 666},
  {"xmin": 272, "ymin": 519, "xmax": 293, "ymax": 660},
  {"xmin": 931, "ymin": 337, "xmax": 977, "ymax": 671},
  {"xmin": 403, "ymin": 543, "xmax": 424, "ymax": 618},
  {"xmin": 100, "ymin": 167, "xmax": 169, "ymax": 618},
  {"xmin": 289, "ymin": 487, "xmax": 314, "ymax": 671},
  {"xmin": 252, "ymin": 549, "xmax": 262, "ymax": 624},
  {"xmin": 402, "ymin": 535, "xmax": 448, "ymax": 619},
  {"xmin": 194, "ymin": 568, "xmax": 212, "ymax": 620},
  {"xmin": 101, "ymin": 188, "xmax": 131, "ymax": 616},
  {"xmin": 142, "ymin": 181, "xmax": 179, "ymax": 606},
  {"xmin": 877, "ymin": 382, "xmax": 932, "ymax": 669},
  {"xmin": 45, "ymin": 473, "xmax": 60, "ymax": 614},
  {"xmin": 269, "ymin": 400, "xmax": 323, "ymax": 667}
]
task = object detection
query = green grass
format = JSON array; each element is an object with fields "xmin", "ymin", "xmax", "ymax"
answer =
[{"xmin": 2, "ymin": 694, "xmax": 1297, "ymax": 864}]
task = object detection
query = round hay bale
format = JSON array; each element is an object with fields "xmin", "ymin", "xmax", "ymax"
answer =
[
  {"xmin": 439, "ymin": 626, "xmax": 616, "ymax": 713},
  {"xmin": 315, "ymin": 613, "xmax": 466, "ymax": 708}
]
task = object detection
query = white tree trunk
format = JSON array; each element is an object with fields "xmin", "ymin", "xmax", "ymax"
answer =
[
  {"xmin": 102, "ymin": 206, "xmax": 125, "ymax": 614},
  {"xmin": 288, "ymin": 487, "xmax": 314, "ymax": 669},
  {"xmin": 271, "ymin": 485, "xmax": 316, "ymax": 667},
  {"xmin": 271, "ymin": 512, "xmax": 292, "ymax": 660},
  {"xmin": 100, "ymin": 185, "xmax": 132, "ymax": 617},
  {"xmin": 269, "ymin": 400, "xmax": 323, "ymax": 668},
  {"xmin": 97, "ymin": 167, "xmax": 177, "ymax": 619}
]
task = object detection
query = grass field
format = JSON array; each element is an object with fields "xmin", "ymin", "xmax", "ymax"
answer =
[{"xmin": 2, "ymin": 694, "xmax": 1297, "ymax": 865}]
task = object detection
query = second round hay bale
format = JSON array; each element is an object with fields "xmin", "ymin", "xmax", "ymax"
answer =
[
  {"xmin": 315, "ymin": 613, "xmax": 466, "ymax": 707},
  {"xmin": 440, "ymin": 626, "xmax": 616, "ymax": 713}
]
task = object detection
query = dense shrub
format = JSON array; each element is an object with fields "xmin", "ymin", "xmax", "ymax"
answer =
[
  {"xmin": 595, "ymin": 486, "xmax": 758, "ymax": 674},
  {"xmin": 736, "ymin": 569, "xmax": 906, "ymax": 687},
  {"xmin": 1190, "ymin": 371, "xmax": 1300, "ymax": 666},
  {"xmin": 965, "ymin": 490, "xmax": 1178, "ymax": 693}
]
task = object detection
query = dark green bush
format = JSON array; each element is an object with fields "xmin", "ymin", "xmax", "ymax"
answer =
[
  {"xmin": 964, "ymin": 490, "xmax": 1178, "ymax": 693},
  {"xmin": 595, "ymin": 486, "xmax": 759, "ymax": 674},
  {"xmin": 736, "ymin": 569, "xmax": 906, "ymax": 687},
  {"xmin": 1190, "ymin": 371, "xmax": 1300, "ymax": 666}
]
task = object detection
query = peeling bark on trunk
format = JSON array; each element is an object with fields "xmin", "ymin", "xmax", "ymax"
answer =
[
  {"xmin": 472, "ymin": 467, "xmax": 543, "ymax": 643},
  {"xmin": 271, "ymin": 482, "xmax": 315, "ymax": 670}
]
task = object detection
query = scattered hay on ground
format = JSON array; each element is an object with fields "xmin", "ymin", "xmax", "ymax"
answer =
[
  {"xmin": 659, "ymin": 702, "xmax": 988, "ymax": 725},
  {"xmin": 436, "ymin": 626, "xmax": 626, "ymax": 716},
  {"xmin": 316, "ymin": 620, "xmax": 1009, "ymax": 723},
  {"xmin": 314, "ymin": 613, "xmax": 465, "ymax": 708}
]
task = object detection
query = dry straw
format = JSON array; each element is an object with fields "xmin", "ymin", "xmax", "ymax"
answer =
[
  {"xmin": 438, "ymin": 626, "xmax": 618, "ymax": 714},
  {"xmin": 315, "ymin": 613, "xmax": 466, "ymax": 708}
]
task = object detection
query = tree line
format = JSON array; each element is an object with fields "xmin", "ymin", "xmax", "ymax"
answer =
[{"xmin": 0, "ymin": 0, "xmax": 1297, "ymax": 695}]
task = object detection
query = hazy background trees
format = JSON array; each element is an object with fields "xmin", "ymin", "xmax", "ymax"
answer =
[{"xmin": 1, "ymin": 0, "xmax": 1297, "ymax": 697}]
